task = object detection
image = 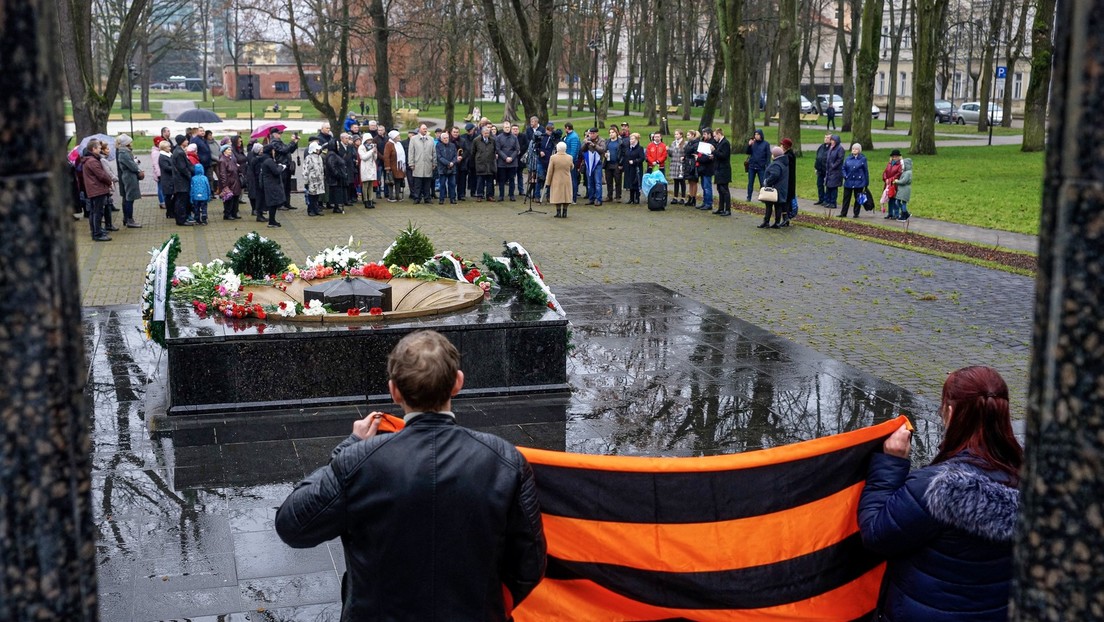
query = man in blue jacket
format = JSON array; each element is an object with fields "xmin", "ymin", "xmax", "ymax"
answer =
[
  {"xmin": 276, "ymin": 330, "xmax": 547, "ymax": 621},
  {"xmin": 562, "ymin": 122, "xmax": 581, "ymax": 203},
  {"xmin": 744, "ymin": 129, "xmax": 771, "ymax": 201}
]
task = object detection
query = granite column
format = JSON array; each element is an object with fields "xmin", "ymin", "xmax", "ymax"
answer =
[
  {"xmin": 0, "ymin": 0, "xmax": 98, "ymax": 619},
  {"xmin": 1012, "ymin": 0, "xmax": 1104, "ymax": 617}
]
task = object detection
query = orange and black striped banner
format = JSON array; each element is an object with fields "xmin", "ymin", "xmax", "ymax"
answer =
[{"xmin": 511, "ymin": 416, "xmax": 909, "ymax": 621}]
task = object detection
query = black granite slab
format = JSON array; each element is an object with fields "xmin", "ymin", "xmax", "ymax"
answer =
[{"xmin": 165, "ymin": 289, "xmax": 569, "ymax": 414}]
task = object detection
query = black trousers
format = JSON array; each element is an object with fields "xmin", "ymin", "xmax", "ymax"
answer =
[
  {"xmin": 763, "ymin": 201, "xmax": 784, "ymax": 224},
  {"xmin": 173, "ymin": 192, "xmax": 191, "ymax": 224},
  {"xmin": 717, "ymin": 184, "xmax": 731, "ymax": 211},
  {"xmin": 841, "ymin": 187, "xmax": 861, "ymax": 216},
  {"xmin": 411, "ymin": 177, "xmax": 433, "ymax": 200}
]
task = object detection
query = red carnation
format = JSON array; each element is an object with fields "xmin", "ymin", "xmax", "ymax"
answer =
[
  {"xmin": 369, "ymin": 307, "xmax": 383, "ymax": 316},
  {"xmin": 347, "ymin": 308, "xmax": 362, "ymax": 316}
]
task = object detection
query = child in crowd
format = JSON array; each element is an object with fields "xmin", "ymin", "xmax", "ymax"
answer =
[
  {"xmin": 190, "ymin": 162, "xmax": 211, "ymax": 225},
  {"xmin": 892, "ymin": 158, "xmax": 912, "ymax": 220}
]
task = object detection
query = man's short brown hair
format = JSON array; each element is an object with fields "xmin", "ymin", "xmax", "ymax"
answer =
[{"xmin": 387, "ymin": 331, "xmax": 460, "ymax": 411}]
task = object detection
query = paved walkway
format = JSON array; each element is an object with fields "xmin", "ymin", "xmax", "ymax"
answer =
[{"xmin": 76, "ymin": 189, "xmax": 1035, "ymax": 416}]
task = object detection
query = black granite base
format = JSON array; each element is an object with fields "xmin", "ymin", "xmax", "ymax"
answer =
[{"xmin": 165, "ymin": 290, "xmax": 568, "ymax": 415}]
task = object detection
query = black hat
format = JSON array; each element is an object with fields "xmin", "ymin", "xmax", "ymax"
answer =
[
  {"xmin": 545, "ymin": 122, "xmax": 554, "ymax": 129},
  {"xmin": 269, "ymin": 127, "xmax": 282, "ymax": 136},
  {"xmin": 588, "ymin": 127, "xmax": 599, "ymax": 134},
  {"xmin": 175, "ymin": 134, "xmax": 187, "ymax": 145},
  {"xmin": 890, "ymin": 148, "xmax": 902, "ymax": 156},
  {"xmin": 465, "ymin": 122, "xmax": 475, "ymax": 131}
]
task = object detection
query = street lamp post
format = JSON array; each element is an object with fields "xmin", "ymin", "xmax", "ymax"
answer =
[
  {"xmin": 588, "ymin": 39, "xmax": 600, "ymax": 129},
  {"xmin": 247, "ymin": 62, "xmax": 254, "ymax": 133},
  {"xmin": 127, "ymin": 64, "xmax": 139, "ymax": 137}
]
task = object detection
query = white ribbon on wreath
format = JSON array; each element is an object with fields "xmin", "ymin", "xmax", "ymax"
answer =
[{"xmin": 436, "ymin": 251, "xmax": 468, "ymax": 282}]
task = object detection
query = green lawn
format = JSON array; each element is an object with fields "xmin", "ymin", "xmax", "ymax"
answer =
[{"xmin": 793, "ymin": 144, "xmax": 1043, "ymax": 235}]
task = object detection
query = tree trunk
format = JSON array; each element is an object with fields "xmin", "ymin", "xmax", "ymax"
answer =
[
  {"xmin": 1002, "ymin": 0, "xmax": 1029, "ymax": 127},
  {"xmin": 778, "ymin": 0, "xmax": 801, "ymax": 151},
  {"xmin": 368, "ymin": 0, "xmax": 393, "ymax": 129},
  {"xmin": 657, "ymin": 0, "xmax": 670, "ymax": 127},
  {"xmin": 1, "ymin": 0, "xmax": 97, "ymax": 619},
  {"xmin": 1021, "ymin": 0, "xmax": 1055, "ymax": 151},
  {"xmin": 852, "ymin": 0, "xmax": 884, "ymax": 150},
  {"xmin": 718, "ymin": 0, "xmax": 752, "ymax": 142},
  {"xmin": 700, "ymin": 28, "xmax": 725, "ymax": 129},
  {"xmin": 56, "ymin": 0, "xmax": 149, "ymax": 137},
  {"xmin": 910, "ymin": 0, "xmax": 948, "ymax": 154},
  {"xmin": 838, "ymin": 0, "xmax": 860, "ymax": 133},
  {"xmin": 977, "ymin": 0, "xmax": 1007, "ymax": 132}
]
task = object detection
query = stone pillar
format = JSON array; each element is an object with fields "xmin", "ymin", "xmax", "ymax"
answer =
[
  {"xmin": 0, "ymin": 0, "xmax": 98, "ymax": 619},
  {"xmin": 1012, "ymin": 0, "xmax": 1104, "ymax": 618}
]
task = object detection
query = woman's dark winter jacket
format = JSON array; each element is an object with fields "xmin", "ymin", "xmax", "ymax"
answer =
[
  {"xmin": 745, "ymin": 133, "xmax": 771, "ymax": 171},
  {"xmin": 763, "ymin": 156, "xmax": 789, "ymax": 203},
  {"xmin": 714, "ymin": 137, "xmax": 732, "ymax": 185},
  {"xmin": 245, "ymin": 149, "xmax": 261, "ymax": 199},
  {"xmin": 859, "ymin": 452, "xmax": 1019, "ymax": 622},
  {"xmin": 116, "ymin": 148, "xmax": 142, "ymax": 202},
  {"xmin": 159, "ymin": 152, "xmax": 175, "ymax": 196},
  {"xmin": 622, "ymin": 143, "xmax": 645, "ymax": 190},
  {"xmin": 276, "ymin": 413, "xmax": 547, "ymax": 622},
  {"xmin": 327, "ymin": 145, "xmax": 350, "ymax": 189},
  {"xmin": 682, "ymin": 139, "xmax": 700, "ymax": 181},
  {"xmin": 257, "ymin": 154, "xmax": 286, "ymax": 209},
  {"xmin": 842, "ymin": 153, "xmax": 870, "ymax": 189},
  {"xmin": 80, "ymin": 154, "xmax": 112, "ymax": 199},
  {"xmin": 825, "ymin": 136, "xmax": 844, "ymax": 187}
]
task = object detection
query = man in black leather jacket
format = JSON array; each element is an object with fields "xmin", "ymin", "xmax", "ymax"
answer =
[
  {"xmin": 276, "ymin": 330, "xmax": 547, "ymax": 621},
  {"xmin": 268, "ymin": 127, "xmax": 299, "ymax": 209}
]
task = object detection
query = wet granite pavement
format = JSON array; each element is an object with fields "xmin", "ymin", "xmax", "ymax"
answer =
[{"xmin": 89, "ymin": 284, "xmax": 960, "ymax": 621}]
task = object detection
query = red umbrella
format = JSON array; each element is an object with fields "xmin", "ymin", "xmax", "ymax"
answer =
[{"xmin": 251, "ymin": 121, "xmax": 287, "ymax": 139}]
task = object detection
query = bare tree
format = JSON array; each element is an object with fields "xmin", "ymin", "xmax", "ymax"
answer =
[
  {"xmin": 716, "ymin": 0, "xmax": 753, "ymax": 141},
  {"xmin": 910, "ymin": 0, "xmax": 950, "ymax": 153},
  {"xmin": 976, "ymin": 0, "xmax": 1007, "ymax": 132},
  {"xmin": 852, "ymin": 0, "xmax": 885, "ymax": 149},
  {"xmin": 834, "ymin": 0, "xmax": 861, "ymax": 132},
  {"xmin": 777, "ymin": 0, "xmax": 802, "ymax": 150},
  {"xmin": 479, "ymin": 0, "xmax": 556, "ymax": 121},
  {"xmin": 999, "ymin": 0, "xmax": 1029, "ymax": 127},
  {"xmin": 1021, "ymin": 0, "xmax": 1053, "ymax": 151},
  {"xmin": 58, "ymin": 0, "xmax": 150, "ymax": 136},
  {"xmin": 883, "ymin": 0, "xmax": 910, "ymax": 128}
]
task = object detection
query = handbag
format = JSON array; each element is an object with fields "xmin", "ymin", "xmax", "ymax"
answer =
[
  {"xmin": 219, "ymin": 188, "xmax": 234, "ymax": 202},
  {"xmin": 743, "ymin": 157, "xmax": 750, "ymax": 172},
  {"xmin": 861, "ymin": 188, "xmax": 875, "ymax": 211},
  {"xmin": 757, "ymin": 187, "xmax": 778, "ymax": 202},
  {"xmin": 137, "ymin": 170, "xmax": 145, "ymax": 181}
]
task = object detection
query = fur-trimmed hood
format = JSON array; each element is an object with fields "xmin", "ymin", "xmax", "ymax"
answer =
[{"xmin": 923, "ymin": 462, "xmax": 1019, "ymax": 542}]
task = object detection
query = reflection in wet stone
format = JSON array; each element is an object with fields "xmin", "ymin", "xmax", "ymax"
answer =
[{"xmin": 87, "ymin": 283, "xmax": 941, "ymax": 618}]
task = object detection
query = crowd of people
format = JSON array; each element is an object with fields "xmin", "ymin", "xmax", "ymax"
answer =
[{"xmin": 68, "ymin": 115, "xmax": 913, "ymax": 240}]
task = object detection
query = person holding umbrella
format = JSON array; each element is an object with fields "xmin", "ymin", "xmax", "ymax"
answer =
[{"xmin": 268, "ymin": 127, "xmax": 299, "ymax": 209}]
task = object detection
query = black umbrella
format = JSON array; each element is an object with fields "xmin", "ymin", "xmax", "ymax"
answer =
[{"xmin": 175, "ymin": 108, "xmax": 223, "ymax": 123}]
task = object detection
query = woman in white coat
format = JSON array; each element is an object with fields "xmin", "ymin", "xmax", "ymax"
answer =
[{"xmin": 358, "ymin": 137, "xmax": 378, "ymax": 209}]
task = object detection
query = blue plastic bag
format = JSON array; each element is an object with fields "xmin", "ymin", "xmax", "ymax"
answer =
[{"xmin": 641, "ymin": 171, "xmax": 668, "ymax": 196}]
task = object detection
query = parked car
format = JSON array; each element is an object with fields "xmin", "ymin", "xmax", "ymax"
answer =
[
  {"xmin": 957, "ymin": 101, "xmax": 1004, "ymax": 124},
  {"xmin": 816, "ymin": 94, "xmax": 843, "ymax": 114},
  {"xmin": 934, "ymin": 99, "xmax": 958, "ymax": 123},
  {"xmin": 592, "ymin": 88, "xmax": 605, "ymax": 101},
  {"xmin": 692, "ymin": 93, "xmax": 707, "ymax": 107},
  {"xmin": 800, "ymin": 95, "xmax": 816, "ymax": 114},
  {"xmin": 816, "ymin": 94, "xmax": 879, "ymax": 117}
]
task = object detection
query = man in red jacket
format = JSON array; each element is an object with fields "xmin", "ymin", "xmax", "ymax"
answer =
[
  {"xmin": 276, "ymin": 331, "xmax": 547, "ymax": 621},
  {"xmin": 80, "ymin": 139, "xmax": 114, "ymax": 241}
]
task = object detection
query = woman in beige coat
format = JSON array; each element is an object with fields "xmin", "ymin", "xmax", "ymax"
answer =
[{"xmin": 546, "ymin": 142, "xmax": 574, "ymax": 218}]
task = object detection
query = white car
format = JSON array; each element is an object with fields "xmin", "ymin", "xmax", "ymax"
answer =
[{"xmin": 957, "ymin": 101, "xmax": 1004, "ymax": 124}]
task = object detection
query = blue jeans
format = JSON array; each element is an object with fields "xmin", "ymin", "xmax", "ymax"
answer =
[
  {"xmin": 816, "ymin": 172, "xmax": 826, "ymax": 203},
  {"xmin": 439, "ymin": 174, "xmax": 456, "ymax": 201},
  {"xmin": 157, "ymin": 184, "xmax": 164, "ymax": 205},
  {"xmin": 700, "ymin": 175, "xmax": 713, "ymax": 208},
  {"xmin": 746, "ymin": 167, "xmax": 765, "ymax": 200},
  {"xmin": 570, "ymin": 168, "xmax": 579, "ymax": 202},
  {"xmin": 585, "ymin": 166, "xmax": 603, "ymax": 202}
]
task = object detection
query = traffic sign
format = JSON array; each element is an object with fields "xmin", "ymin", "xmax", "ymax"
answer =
[{"xmin": 996, "ymin": 66, "xmax": 1007, "ymax": 79}]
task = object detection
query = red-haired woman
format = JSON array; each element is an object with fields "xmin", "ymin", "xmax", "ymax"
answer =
[{"xmin": 858, "ymin": 365, "xmax": 1022, "ymax": 621}]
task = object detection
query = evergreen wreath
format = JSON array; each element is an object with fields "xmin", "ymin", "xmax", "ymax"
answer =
[
  {"xmin": 226, "ymin": 231, "xmax": 291, "ymax": 278},
  {"xmin": 382, "ymin": 222, "xmax": 435, "ymax": 268}
]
